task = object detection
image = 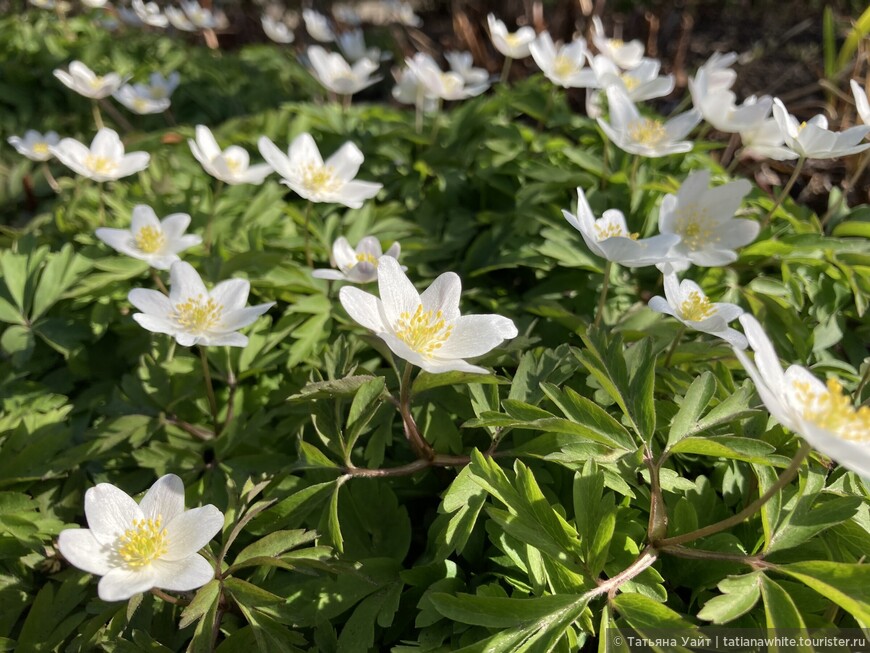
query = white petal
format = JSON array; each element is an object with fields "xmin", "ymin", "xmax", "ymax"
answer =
[
  {"xmin": 219, "ymin": 303, "xmax": 274, "ymax": 331},
  {"xmin": 138, "ymin": 474, "xmax": 185, "ymax": 524},
  {"xmin": 169, "ymin": 261, "xmax": 208, "ymax": 303},
  {"xmin": 117, "ymin": 152, "xmax": 150, "ymax": 177},
  {"xmin": 194, "ymin": 125, "xmax": 221, "ymax": 162},
  {"xmin": 377, "ymin": 256, "xmax": 421, "ymax": 327},
  {"xmin": 163, "ymin": 505, "xmax": 224, "ymax": 560},
  {"xmin": 312, "ymin": 269, "xmax": 347, "ymax": 280},
  {"xmin": 325, "ymin": 142, "xmax": 364, "ymax": 181},
  {"xmin": 160, "ymin": 213, "xmax": 192, "ymax": 240},
  {"xmin": 331, "ymin": 180, "xmax": 382, "ymax": 208},
  {"xmin": 151, "ymin": 554, "xmax": 215, "ymax": 592},
  {"xmin": 209, "ymin": 279, "xmax": 249, "ymax": 311},
  {"xmin": 133, "ymin": 313, "xmax": 177, "ymax": 336},
  {"xmin": 288, "ymin": 132, "xmax": 324, "ymax": 168},
  {"xmin": 57, "ymin": 529, "xmax": 114, "ymax": 575},
  {"xmin": 648, "ymin": 296, "xmax": 674, "ymax": 316},
  {"xmin": 419, "ymin": 271, "xmax": 462, "ymax": 322},
  {"xmin": 201, "ymin": 332, "xmax": 248, "ymax": 347},
  {"xmin": 85, "ymin": 484, "xmax": 143, "ymax": 545},
  {"xmin": 128, "ymin": 288, "xmax": 172, "ymax": 316},
  {"xmin": 257, "ymin": 136, "xmax": 292, "ymax": 179},
  {"xmin": 91, "ymin": 128, "xmax": 123, "ymax": 160},
  {"xmin": 437, "ymin": 314, "xmax": 517, "ymax": 358},
  {"xmin": 95, "ymin": 228, "xmax": 136, "ymax": 256},
  {"xmin": 130, "ymin": 205, "xmax": 160, "ymax": 234},
  {"xmin": 664, "ymin": 109, "xmax": 702, "ymax": 140},
  {"xmin": 339, "ymin": 286, "xmax": 385, "ymax": 332},
  {"xmin": 98, "ymin": 567, "xmax": 156, "ymax": 602},
  {"xmin": 739, "ymin": 314, "xmax": 786, "ymax": 388}
]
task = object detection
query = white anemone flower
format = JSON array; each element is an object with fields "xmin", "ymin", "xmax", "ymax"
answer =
[
  {"xmin": 262, "ymin": 15, "xmax": 295, "ymax": 44},
  {"xmin": 143, "ymin": 71, "xmax": 180, "ymax": 100},
  {"xmin": 8, "ymin": 130, "xmax": 60, "ymax": 162},
  {"xmin": 529, "ymin": 32, "xmax": 596, "ymax": 88},
  {"xmin": 165, "ymin": 6, "xmax": 195, "ymax": 31},
  {"xmin": 303, "ymin": 9, "xmax": 335, "ymax": 42},
  {"xmin": 689, "ymin": 67, "xmax": 773, "ymax": 134},
  {"xmin": 734, "ymin": 314, "xmax": 870, "ymax": 480},
  {"xmin": 132, "ymin": 0, "xmax": 168, "ymax": 27},
  {"xmin": 445, "ymin": 51, "xmax": 490, "ymax": 87},
  {"xmin": 189, "ymin": 125, "xmax": 272, "ymax": 186},
  {"xmin": 114, "ymin": 84, "xmax": 170, "ymax": 114},
  {"xmin": 591, "ymin": 16, "xmax": 644, "ymax": 70},
  {"xmin": 850, "ymin": 80, "xmax": 870, "ymax": 127},
  {"xmin": 695, "ymin": 51, "xmax": 738, "ymax": 94},
  {"xmin": 128, "ymin": 261, "xmax": 275, "ymax": 347},
  {"xmin": 95, "ymin": 205, "xmax": 201, "ymax": 270},
  {"xmin": 389, "ymin": 0, "xmax": 422, "ymax": 27},
  {"xmin": 339, "ymin": 257, "xmax": 518, "ymax": 374},
  {"xmin": 657, "ymin": 170, "xmax": 755, "ymax": 272},
  {"xmin": 337, "ymin": 28, "xmax": 384, "ymax": 63},
  {"xmin": 82, "ymin": 0, "xmax": 108, "ymax": 7},
  {"xmin": 391, "ymin": 62, "xmax": 438, "ymax": 113},
  {"xmin": 404, "ymin": 54, "xmax": 489, "ymax": 102},
  {"xmin": 739, "ymin": 117, "xmax": 799, "ymax": 161},
  {"xmin": 598, "ymin": 86, "xmax": 701, "ymax": 157},
  {"xmin": 53, "ymin": 61, "xmax": 125, "ymax": 100},
  {"xmin": 486, "ymin": 14, "xmax": 536, "ymax": 60},
  {"xmin": 562, "ymin": 187, "xmax": 680, "ymax": 268},
  {"xmin": 590, "ymin": 55, "xmax": 674, "ymax": 102},
  {"xmin": 57, "ymin": 474, "xmax": 224, "ymax": 602},
  {"xmin": 648, "ymin": 272, "xmax": 747, "ymax": 348},
  {"xmin": 313, "ymin": 236, "xmax": 401, "ymax": 283},
  {"xmin": 258, "ymin": 133, "xmax": 382, "ymax": 209},
  {"xmin": 50, "ymin": 128, "xmax": 149, "ymax": 182},
  {"xmin": 772, "ymin": 99, "xmax": 870, "ymax": 159},
  {"xmin": 181, "ymin": 0, "xmax": 228, "ymax": 29},
  {"xmin": 306, "ymin": 46, "xmax": 381, "ymax": 96}
]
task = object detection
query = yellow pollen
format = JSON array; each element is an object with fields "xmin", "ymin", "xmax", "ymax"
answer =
[
  {"xmin": 134, "ymin": 225, "xmax": 166, "ymax": 253},
  {"xmin": 594, "ymin": 222, "xmax": 638, "ymax": 240},
  {"xmin": 149, "ymin": 86, "xmax": 168, "ymax": 99},
  {"xmin": 32, "ymin": 142, "xmax": 49, "ymax": 155},
  {"xmin": 609, "ymin": 38, "xmax": 624, "ymax": 48},
  {"xmin": 798, "ymin": 121, "xmax": 808, "ymax": 132},
  {"xmin": 552, "ymin": 54, "xmax": 576, "ymax": 79},
  {"xmin": 394, "ymin": 304, "xmax": 454, "ymax": 356},
  {"xmin": 84, "ymin": 155, "xmax": 118, "ymax": 175},
  {"xmin": 225, "ymin": 157, "xmax": 242, "ymax": 174},
  {"xmin": 89, "ymin": 76, "xmax": 104, "ymax": 88},
  {"xmin": 679, "ymin": 291, "xmax": 715, "ymax": 321},
  {"xmin": 793, "ymin": 378, "xmax": 870, "ymax": 443},
  {"xmin": 620, "ymin": 73, "xmax": 640, "ymax": 91},
  {"xmin": 355, "ymin": 252, "xmax": 378, "ymax": 266},
  {"xmin": 301, "ymin": 164, "xmax": 340, "ymax": 193},
  {"xmin": 173, "ymin": 294, "xmax": 223, "ymax": 332},
  {"xmin": 133, "ymin": 98, "xmax": 149, "ymax": 111},
  {"xmin": 676, "ymin": 208, "xmax": 718, "ymax": 250},
  {"xmin": 628, "ymin": 118, "xmax": 667, "ymax": 145},
  {"xmin": 504, "ymin": 33, "xmax": 521, "ymax": 47},
  {"xmin": 117, "ymin": 516, "xmax": 168, "ymax": 567}
]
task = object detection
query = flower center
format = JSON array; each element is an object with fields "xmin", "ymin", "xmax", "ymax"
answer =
[
  {"xmin": 504, "ymin": 33, "xmax": 522, "ymax": 47},
  {"xmin": 355, "ymin": 252, "xmax": 378, "ymax": 266},
  {"xmin": 394, "ymin": 304, "xmax": 454, "ymax": 356},
  {"xmin": 117, "ymin": 516, "xmax": 168, "ymax": 567},
  {"xmin": 628, "ymin": 118, "xmax": 667, "ymax": 145},
  {"xmin": 300, "ymin": 164, "xmax": 340, "ymax": 193},
  {"xmin": 225, "ymin": 156, "xmax": 242, "ymax": 174},
  {"xmin": 675, "ymin": 207, "xmax": 719, "ymax": 251},
  {"xmin": 89, "ymin": 76, "xmax": 105, "ymax": 89},
  {"xmin": 439, "ymin": 73, "xmax": 464, "ymax": 95},
  {"xmin": 150, "ymin": 86, "xmax": 168, "ymax": 99},
  {"xmin": 552, "ymin": 54, "xmax": 576, "ymax": 79},
  {"xmin": 173, "ymin": 294, "xmax": 224, "ymax": 332},
  {"xmin": 620, "ymin": 73, "xmax": 640, "ymax": 91},
  {"xmin": 679, "ymin": 291, "xmax": 716, "ymax": 321},
  {"xmin": 32, "ymin": 142, "xmax": 49, "ymax": 155},
  {"xmin": 609, "ymin": 38, "xmax": 624, "ymax": 49},
  {"xmin": 134, "ymin": 225, "xmax": 166, "ymax": 253},
  {"xmin": 594, "ymin": 222, "xmax": 638, "ymax": 241},
  {"xmin": 793, "ymin": 378, "xmax": 870, "ymax": 443},
  {"xmin": 85, "ymin": 155, "xmax": 118, "ymax": 175},
  {"xmin": 133, "ymin": 97, "xmax": 149, "ymax": 111}
]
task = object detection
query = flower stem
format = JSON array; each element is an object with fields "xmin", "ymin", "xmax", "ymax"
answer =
[
  {"xmin": 199, "ymin": 347, "xmax": 220, "ymax": 435},
  {"xmin": 222, "ymin": 347, "xmax": 237, "ymax": 434},
  {"xmin": 762, "ymin": 156, "xmax": 806, "ymax": 228},
  {"xmin": 399, "ymin": 362, "xmax": 435, "ymax": 460},
  {"xmin": 663, "ymin": 325, "xmax": 686, "ymax": 367},
  {"xmin": 150, "ymin": 588, "xmax": 189, "ymax": 605},
  {"xmin": 97, "ymin": 182, "xmax": 106, "ymax": 225},
  {"xmin": 206, "ymin": 179, "xmax": 224, "ymax": 252},
  {"xmin": 586, "ymin": 546, "xmax": 658, "ymax": 600},
  {"xmin": 303, "ymin": 201, "xmax": 314, "ymax": 267},
  {"xmin": 656, "ymin": 440, "xmax": 812, "ymax": 547},
  {"xmin": 593, "ymin": 261, "xmax": 613, "ymax": 328},
  {"xmin": 499, "ymin": 56, "xmax": 513, "ymax": 84},
  {"xmin": 42, "ymin": 163, "xmax": 60, "ymax": 193},
  {"xmin": 150, "ymin": 268, "xmax": 168, "ymax": 294},
  {"xmin": 99, "ymin": 98, "xmax": 134, "ymax": 133},
  {"xmin": 629, "ymin": 154, "xmax": 641, "ymax": 198},
  {"xmin": 91, "ymin": 100, "xmax": 104, "ymax": 130}
]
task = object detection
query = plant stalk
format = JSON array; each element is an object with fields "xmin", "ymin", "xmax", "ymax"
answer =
[
  {"xmin": 199, "ymin": 347, "xmax": 220, "ymax": 436},
  {"xmin": 593, "ymin": 261, "xmax": 613, "ymax": 328},
  {"xmin": 762, "ymin": 156, "xmax": 806, "ymax": 227}
]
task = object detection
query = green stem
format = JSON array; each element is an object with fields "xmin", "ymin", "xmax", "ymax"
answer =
[
  {"xmin": 663, "ymin": 325, "xmax": 686, "ymax": 367},
  {"xmin": 206, "ymin": 179, "xmax": 224, "ymax": 252},
  {"xmin": 593, "ymin": 261, "xmax": 613, "ymax": 328},
  {"xmin": 150, "ymin": 268, "xmax": 168, "ymax": 294},
  {"xmin": 499, "ymin": 56, "xmax": 513, "ymax": 84},
  {"xmin": 97, "ymin": 182, "xmax": 106, "ymax": 225},
  {"xmin": 656, "ymin": 440, "xmax": 812, "ymax": 547},
  {"xmin": 199, "ymin": 347, "xmax": 220, "ymax": 436},
  {"xmin": 399, "ymin": 362, "xmax": 434, "ymax": 460},
  {"xmin": 303, "ymin": 201, "xmax": 314, "ymax": 267},
  {"xmin": 856, "ymin": 363, "xmax": 870, "ymax": 406},
  {"xmin": 42, "ymin": 163, "xmax": 60, "ymax": 193},
  {"xmin": 629, "ymin": 154, "xmax": 641, "ymax": 197},
  {"xmin": 91, "ymin": 100, "xmax": 104, "ymax": 130},
  {"xmin": 762, "ymin": 156, "xmax": 806, "ymax": 228}
]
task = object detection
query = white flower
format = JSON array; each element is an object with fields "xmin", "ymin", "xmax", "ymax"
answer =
[
  {"xmin": 695, "ymin": 51, "xmax": 738, "ymax": 94},
  {"xmin": 337, "ymin": 28, "xmax": 384, "ymax": 63},
  {"xmin": 562, "ymin": 187, "xmax": 680, "ymax": 267},
  {"xmin": 529, "ymin": 32, "xmax": 596, "ymax": 88},
  {"xmin": 165, "ymin": 6, "xmax": 195, "ymax": 31},
  {"xmin": 391, "ymin": 61, "xmax": 438, "ymax": 112},
  {"xmin": 118, "ymin": 6, "xmax": 143, "ymax": 26},
  {"xmin": 739, "ymin": 117, "xmax": 799, "ymax": 161},
  {"xmin": 487, "ymin": 14, "xmax": 536, "ymax": 60},
  {"xmin": 57, "ymin": 474, "xmax": 224, "ymax": 602},
  {"xmin": 389, "ymin": 0, "xmax": 422, "ymax": 27},
  {"xmin": 7, "ymin": 130, "xmax": 60, "ymax": 162},
  {"xmin": 648, "ymin": 272, "xmax": 747, "ymax": 348},
  {"xmin": 53, "ymin": 61, "xmax": 125, "ymax": 100},
  {"xmin": 50, "ymin": 128, "xmax": 149, "ymax": 182},
  {"xmin": 132, "ymin": 0, "xmax": 168, "ymax": 27},
  {"xmin": 83, "ymin": 0, "xmax": 108, "ymax": 7},
  {"xmin": 313, "ymin": 236, "xmax": 401, "ymax": 283},
  {"xmin": 95, "ymin": 205, "xmax": 201, "ymax": 270},
  {"xmin": 144, "ymin": 71, "xmax": 180, "ymax": 99},
  {"xmin": 114, "ymin": 84, "xmax": 170, "ymax": 114},
  {"xmin": 303, "ymin": 9, "xmax": 334, "ymax": 42},
  {"xmin": 262, "ymin": 15, "xmax": 294, "ymax": 44},
  {"xmin": 445, "ymin": 51, "xmax": 490, "ymax": 87},
  {"xmin": 189, "ymin": 125, "xmax": 272, "ymax": 186},
  {"xmin": 734, "ymin": 314, "xmax": 870, "ymax": 480},
  {"xmin": 589, "ymin": 55, "xmax": 673, "ymax": 102},
  {"xmin": 333, "ymin": 3, "xmax": 360, "ymax": 26},
  {"xmin": 689, "ymin": 66, "xmax": 773, "ymax": 134},
  {"xmin": 851, "ymin": 80, "xmax": 870, "ymax": 127},
  {"xmin": 598, "ymin": 86, "xmax": 701, "ymax": 157},
  {"xmin": 404, "ymin": 54, "xmax": 488, "ymax": 102},
  {"xmin": 306, "ymin": 46, "xmax": 381, "ymax": 96},
  {"xmin": 258, "ymin": 133, "xmax": 382, "ymax": 209},
  {"xmin": 339, "ymin": 257, "xmax": 517, "ymax": 374},
  {"xmin": 657, "ymin": 170, "xmax": 755, "ymax": 272},
  {"xmin": 128, "ymin": 261, "xmax": 274, "ymax": 347},
  {"xmin": 180, "ymin": 0, "xmax": 228, "ymax": 29},
  {"xmin": 591, "ymin": 16, "xmax": 644, "ymax": 70},
  {"xmin": 772, "ymin": 98, "xmax": 870, "ymax": 159}
]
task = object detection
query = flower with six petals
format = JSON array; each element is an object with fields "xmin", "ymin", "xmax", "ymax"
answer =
[
  {"xmin": 50, "ymin": 128, "xmax": 150, "ymax": 182},
  {"xmin": 53, "ymin": 60, "xmax": 125, "ymax": 100},
  {"xmin": 95, "ymin": 205, "xmax": 201, "ymax": 270},
  {"xmin": 189, "ymin": 125, "xmax": 272, "ymax": 186}
]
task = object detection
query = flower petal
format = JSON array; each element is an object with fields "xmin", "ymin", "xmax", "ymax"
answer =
[
  {"xmin": 419, "ymin": 271, "xmax": 462, "ymax": 322},
  {"xmin": 163, "ymin": 505, "xmax": 224, "ymax": 560},
  {"xmin": 288, "ymin": 132, "xmax": 324, "ymax": 168},
  {"xmin": 325, "ymin": 142, "xmax": 364, "ymax": 181},
  {"xmin": 138, "ymin": 474, "xmax": 185, "ymax": 524},
  {"xmin": 98, "ymin": 567, "xmax": 156, "ymax": 602},
  {"xmin": 128, "ymin": 288, "xmax": 172, "ymax": 316},
  {"xmin": 85, "ymin": 484, "xmax": 143, "ymax": 545},
  {"xmin": 210, "ymin": 279, "xmax": 249, "ymax": 311},
  {"xmin": 219, "ymin": 303, "xmax": 274, "ymax": 331},
  {"xmin": 160, "ymin": 213, "xmax": 192, "ymax": 240},
  {"xmin": 376, "ymin": 256, "xmax": 420, "ymax": 327},
  {"xmin": 339, "ymin": 286, "xmax": 385, "ymax": 332},
  {"xmin": 151, "ymin": 554, "xmax": 215, "ymax": 592},
  {"xmin": 57, "ymin": 529, "xmax": 114, "ymax": 575},
  {"xmin": 437, "ymin": 314, "xmax": 517, "ymax": 358},
  {"xmin": 169, "ymin": 261, "xmax": 208, "ymax": 303}
]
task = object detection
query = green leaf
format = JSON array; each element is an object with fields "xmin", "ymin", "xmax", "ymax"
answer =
[
  {"xmin": 668, "ymin": 436, "xmax": 779, "ymax": 465},
  {"xmin": 611, "ymin": 592, "xmax": 699, "ymax": 631},
  {"xmin": 287, "ymin": 375, "xmax": 378, "ymax": 401},
  {"xmin": 179, "ymin": 579, "xmax": 221, "ymax": 629},
  {"xmin": 223, "ymin": 578, "xmax": 285, "ymax": 607},
  {"xmin": 429, "ymin": 592, "xmax": 585, "ymax": 628},
  {"xmin": 697, "ymin": 573, "xmax": 762, "ymax": 624},
  {"xmin": 759, "ymin": 575, "xmax": 811, "ymax": 652},
  {"xmin": 767, "ymin": 495, "xmax": 862, "ymax": 553},
  {"xmin": 666, "ymin": 372, "xmax": 715, "ymax": 448},
  {"xmin": 412, "ymin": 369, "xmax": 506, "ymax": 394},
  {"xmin": 232, "ymin": 529, "xmax": 317, "ymax": 566},
  {"xmin": 345, "ymin": 376, "xmax": 386, "ymax": 451},
  {"xmin": 627, "ymin": 338, "xmax": 657, "ymax": 441},
  {"xmin": 775, "ymin": 560, "xmax": 870, "ymax": 622},
  {"xmin": 30, "ymin": 245, "xmax": 91, "ymax": 321},
  {"xmin": 540, "ymin": 383, "xmax": 636, "ymax": 450}
]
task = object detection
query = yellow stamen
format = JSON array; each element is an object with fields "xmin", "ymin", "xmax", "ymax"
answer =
[
  {"xmin": 301, "ymin": 164, "xmax": 340, "ymax": 193},
  {"xmin": 594, "ymin": 222, "xmax": 638, "ymax": 240},
  {"xmin": 620, "ymin": 74, "xmax": 640, "ymax": 91},
  {"xmin": 84, "ymin": 155, "xmax": 118, "ymax": 175},
  {"xmin": 628, "ymin": 118, "xmax": 667, "ymax": 145},
  {"xmin": 133, "ymin": 98, "xmax": 149, "ymax": 112},
  {"xmin": 679, "ymin": 291, "xmax": 715, "ymax": 321},
  {"xmin": 355, "ymin": 252, "xmax": 378, "ymax": 266},
  {"xmin": 89, "ymin": 76, "xmax": 105, "ymax": 89},
  {"xmin": 173, "ymin": 295, "xmax": 223, "ymax": 332},
  {"xmin": 149, "ymin": 86, "xmax": 168, "ymax": 99},
  {"xmin": 117, "ymin": 516, "xmax": 168, "ymax": 567},
  {"xmin": 504, "ymin": 33, "xmax": 522, "ymax": 47},
  {"xmin": 32, "ymin": 142, "xmax": 49, "ymax": 155},
  {"xmin": 675, "ymin": 207, "xmax": 719, "ymax": 251},
  {"xmin": 609, "ymin": 38, "xmax": 624, "ymax": 48},
  {"xmin": 552, "ymin": 54, "xmax": 576, "ymax": 79},
  {"xmin": 135, "ymin": 225, "xmax": 166, "ymax": 253},
  {"xmin": 394, "ymin": 304, "xmax": 453, "ymax": 356},
  {"xmin": 793, "ymin": 378, "xmax": 870, "ymax": 443}
]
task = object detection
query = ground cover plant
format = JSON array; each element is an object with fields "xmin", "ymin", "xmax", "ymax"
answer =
[{"xmin": 1, "ymin": 3, "xmax": 870, "ymax": 651}]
